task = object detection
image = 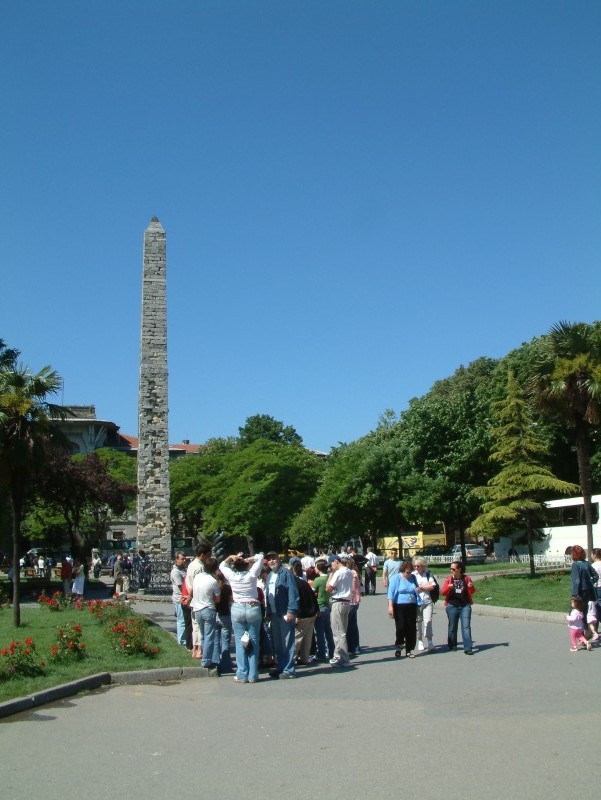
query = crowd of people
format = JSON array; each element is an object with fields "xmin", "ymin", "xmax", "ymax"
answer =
[{"xmin": 169, "ymin": 543, "xmax": 484, "ymax": 682}]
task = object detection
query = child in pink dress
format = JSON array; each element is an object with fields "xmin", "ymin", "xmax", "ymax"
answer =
[{"xmin": 566, "ymin": 596, "xmax": 591, "ymax": 652}]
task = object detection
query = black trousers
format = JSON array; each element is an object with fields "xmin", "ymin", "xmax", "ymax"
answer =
[
  {"xmin": 392, "ymin": 603, "xmax": 417, "ymax": 652},
  {"xmin": 365, "ymin": 568, "xmax": 376, "ymax": 595}
]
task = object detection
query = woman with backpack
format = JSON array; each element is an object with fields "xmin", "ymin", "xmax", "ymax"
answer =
[{"xmin": 413, "ymin": 557, "xmax": 438, "ymax": 652}]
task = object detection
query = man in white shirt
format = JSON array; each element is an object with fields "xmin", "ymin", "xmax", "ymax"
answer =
[
  {"xmin": 300, "ymin": 553, "xmax": 315, "ymax": 573},
  {"xmin": 186, "ymin": 543, "xmax": 212, "ymax": 659},
  {"xmin": 325, "ymin": 556, "xmax": 353, "ymax": 667},
  {"xmin": 170, "ymin": 552, "xmax": 187, "ymax": 647},
  {"xmin": 191, "ymin": 557, "xmax": 221, "ymax": 670},
  {"xmin": 364, "ymin": 547, "xmax": 379, "ymax": 595}
]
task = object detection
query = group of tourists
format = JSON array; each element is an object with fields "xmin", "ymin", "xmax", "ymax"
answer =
[
  {"xmin": 170, "ymin": 543, "xmax": 481, "ymax": 683},
  {"xmin": 385, "ymin": 550, "xmax": 476, "ymax": 657}
]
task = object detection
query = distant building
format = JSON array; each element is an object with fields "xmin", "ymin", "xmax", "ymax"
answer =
[
  {"xmin": 50, "ymin": 405, "xmax": 201, "ymax": 458},
  {"xmin": 49, "ymin": 405, "xmax": 202, "ymax": 550}
]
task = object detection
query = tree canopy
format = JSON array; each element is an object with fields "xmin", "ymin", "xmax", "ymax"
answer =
[
  {"xmin": 238, "ymin": 414, "xmax": 303, "ymax": 447},
  {"xmin": 470, "ymin": 371, "xmax": 578, "ymax": 574},
  {"xmin": 530, "ymin": 321, "xmax": 601, "ymax": 557}
]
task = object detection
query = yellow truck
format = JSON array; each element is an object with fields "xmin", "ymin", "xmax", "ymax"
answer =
[{"xmin": 376, "ymin": 531, "xmax": 447, "ymax": 559}]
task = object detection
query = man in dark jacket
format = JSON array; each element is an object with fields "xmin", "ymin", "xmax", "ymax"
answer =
[
  {"xmin": 265, "ymin": 552, "xmax": 299, "ymax": 679},
  {"xmin": 291, "ymin": 561, "xmax": 319, "ymax": 665}
]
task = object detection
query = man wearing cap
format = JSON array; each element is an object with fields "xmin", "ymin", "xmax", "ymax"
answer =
[
  {"xmin": 265, "ymin": 552, "xmax": 300, "ymax": 679},
  {"xmin": 325, "ymin": 556, "xmax": 353, "ymax": 668}
]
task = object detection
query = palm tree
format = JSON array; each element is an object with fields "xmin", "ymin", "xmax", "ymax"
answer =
[
  {"xmin": 0, "ymin": 363, "xmax": 63, "ymax": 626},
  {"xmin": 530, "ymin": 321, "xmax": 601, "ymax": 559}
]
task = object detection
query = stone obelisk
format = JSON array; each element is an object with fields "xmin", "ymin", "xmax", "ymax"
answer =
[{"xmin": 137, "ymin": 217, "xmax": 171, "ymax": 556}]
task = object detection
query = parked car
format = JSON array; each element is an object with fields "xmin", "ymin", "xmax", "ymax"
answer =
[
  {"xmin": 413, "ymin": 545, "xmax": 449, "ymax": 559},
  {"xmin": 447, "ymin": 543, "xmax": 487, "ymax": 564}
]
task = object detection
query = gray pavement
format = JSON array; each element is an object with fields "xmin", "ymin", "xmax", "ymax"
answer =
[{"xmin": 1, "ymin": 588, "xmax": 596, "ymax": 800}]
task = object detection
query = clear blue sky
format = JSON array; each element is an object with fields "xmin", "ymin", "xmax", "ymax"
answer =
[{"xmin": 2, "ymin": 2, "xmax": 600, "ymax": 452}]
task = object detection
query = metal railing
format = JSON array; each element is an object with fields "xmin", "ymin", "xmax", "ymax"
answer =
[{"xmin": 127, "ymin": 560, "xmax": 172, "ymax": 595}]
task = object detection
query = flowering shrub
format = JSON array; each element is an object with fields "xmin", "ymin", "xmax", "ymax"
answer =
[
  {"xmin": 0, "ymin": 638, "xmax": 46, "ymax": 679},
  {"xmin": 38, "ymin": 591, "xmax": 70, "ymax": 611},
  {"xmin": 49, "ymin": 622, "xmax": 86, "ymax": 661},
  {"xmin": 86, "ymin": 599, "xmax": 111, "ymax": 619},
  {"xmin": 87, "ymin": 599, "xmax": 132, "ymax": 626},
  {"xmin": 106, "ymin": 617, "xmax": 160, "ymax": 658}
]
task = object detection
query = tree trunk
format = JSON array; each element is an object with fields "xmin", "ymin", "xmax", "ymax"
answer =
[
  {"xmin": 575, "ymin": 424, "xmax": 594, "ymax": 560},
  {"xmin": 526, "ymin": 530, "xmax": 536, "ymax": 578},
  {"xmin": 11, "ymin": 497, "xmax": 22, "ymax": 628},
  {"xmin": 459, "ymin": 525, "xmax": 467, "ymax": 563}
]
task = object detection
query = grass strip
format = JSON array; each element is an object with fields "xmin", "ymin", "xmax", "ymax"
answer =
[
  {"xmin": 0, "ymin": 602, "xmax": 193, "ymax": 703},
  {"xmin": 469, "ymin": 572, "xmax": 571, "ymax": 613}
]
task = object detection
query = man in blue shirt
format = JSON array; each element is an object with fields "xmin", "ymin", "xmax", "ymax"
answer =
[{"xmin": 382, "ymin": 548, "xmax": 401, "ymax": 590}]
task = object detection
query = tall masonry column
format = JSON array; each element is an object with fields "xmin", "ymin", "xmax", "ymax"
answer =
[{"xmin": 136, "ymin": 216, "xmax": 171, "ymax": 556}]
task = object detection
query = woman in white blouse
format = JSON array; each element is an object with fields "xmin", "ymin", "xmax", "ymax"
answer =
[
  {"xmin": 219, "ymin": 552, "xmax": 264, "ymax": 683},
  {"xmin": 412, "ymin": 557, "xmax": 436, "ymax": 652}
]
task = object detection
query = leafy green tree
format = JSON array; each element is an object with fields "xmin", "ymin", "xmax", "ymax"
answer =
[
  {"xmin": 471, "ymin": 372, "xmax": 578, "ymax": 576},
  {"xmin": 288, "ymin": 360, "xmax": 500, "ymax": 552},
  {"xmin": 200, "ymin": 436, "xmax": 239, "ymax": 455},
  {"xmin": 93, "ymin": 448, "xmax": 137, "ymax": 513},
  {"xmin": 0, "ymin": 362, "xmax": 63, "ymax": 626},
  {"xmin": 530, "ymin": 321, "xmax": 601, "ymax": 558},
  {"xmin": 238, "ymin": 414, "xmax": 303, "ymax": 447},
  {"xmin": 202, "ymin": 439, "xmax": 321, "ymax": 552},
  {"xmin": 286, "ymin": 441, "xmax": 373, "ymax": 548},
  {"xmin": 94, "ymin": 447, "xmax": 137, "ymax": 485},
  {"xmin": 33, "ymin": 451, "xmax": 136, "ymax": 557},
  {"xmin": 399, "ymin": 358, "xmax": 498, "ymax": 554},
  {"xmin": 170, "ymin": 448, "xmax": 227, "ymax": 538},
  {"xmin": 21, "ymin": 499, "xmax": 71, "ymax": 548}
]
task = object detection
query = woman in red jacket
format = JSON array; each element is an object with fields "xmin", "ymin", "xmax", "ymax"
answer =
[{"xmin": 441, "ymin": 561, "xmax": 476, "ymax": 655}]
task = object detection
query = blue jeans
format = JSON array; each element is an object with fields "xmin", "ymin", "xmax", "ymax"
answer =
[
  {"xmin": 231, "ymin": 603, "xmax": 262, "ymax": 682},
  {"xmin": 446, "ymin": 604, "xmax": 473, "ymax": 651},
  {"xmin": 217, "ymin": 613, "xmax": 233, "ymax": 673},
  {"xmin": 314, "ymin": 605, "xmax": 335, "ymax": 660},
  {"xmin": 270, "ymin": 614, "xmax": 296, "ymax": 676},
  {"xmin": 196, "ymin": 608, "xmax": 220, "ymax": 668},
  {"xmin": 173, "ymin": 602, "xmax": 186, "ymax": 646}
]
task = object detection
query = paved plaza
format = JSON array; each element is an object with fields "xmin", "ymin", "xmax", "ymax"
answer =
[{"xmin": 1, "ymin": 589, "xmax": 596, "ymax": 800}]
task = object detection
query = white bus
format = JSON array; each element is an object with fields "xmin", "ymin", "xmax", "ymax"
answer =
[{"xmin": 495, "ymin": 494, "xmax": 601, "ymax": 562}]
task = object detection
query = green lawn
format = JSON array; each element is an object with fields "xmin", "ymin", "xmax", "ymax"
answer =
[
  {"xmin": 0, "ymin": 601, "xmax": 193, "ymax": 704},
  {"xmin": 469, "ymin": 572, "xmax": 571, "ymax": 613}
]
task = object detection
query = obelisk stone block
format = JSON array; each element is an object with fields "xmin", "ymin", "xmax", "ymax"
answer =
[{"xmin": 137, "ymin": 217, "xmax": 171, "ymax": 556}]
